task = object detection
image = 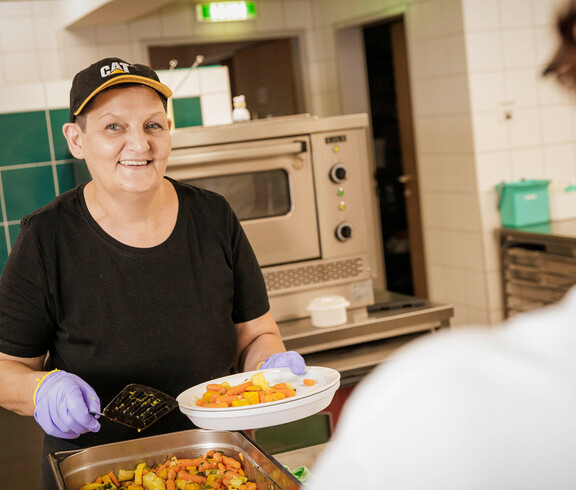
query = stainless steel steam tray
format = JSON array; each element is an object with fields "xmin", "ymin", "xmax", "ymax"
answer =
[{"xmin": 49, "ymin": 429, "xmax": 302, "ymax": 490}]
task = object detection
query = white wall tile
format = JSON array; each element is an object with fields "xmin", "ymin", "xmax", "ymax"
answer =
[
  {"xmin": 95, "ymin": 23, "xmax": 133, "ymax": 44},
  {"xmin": 413, "ymin": 0, "xmax": 445, "ymax": 39},
  {"xmin": 445, "ymin": 33, "xmax": 468, "ymax": 74},
  {"xmin": 466, "ymin": 31, "xmax": 504, "ymax": 72},
  {"xmin": 3, "ymin": 51, "xmax": 40, "ymax": 85},
  {"xmin": 31, "ymin": 0, "xmax": 64, "ymax": 16},
  {"xmin": 506, "ymin": 107, "xmax": 542, "ymax": 148},
  {"xmin": 462, "ymin": 268, "xmax": 488, "ymax": 308},
  {"xmin": 416, "ymin": 115, "xmax": 474, "ymax": 153},
  {"xmin": 96, "ymin": 43, "xmax": 136, "ymax": 63},
  {"xmin": 45, "ymin": 79, "xmax": 71, "ymax": 109},
  {"xmin": 0, "ymin": 16, "xmax": 36, "ymax": 52},
  {"xmin": 441, "ymin": 0, "xmax": 465, "ymax": 35},
  {"xmin": 501, "ymin": 29, "xmax": 537, "ymax": 69},
  {"xmin": 500, "ymin": 0, "xmax": 534, "ymax": 28},
  {"xmin": 468, "ymin": 72, "xmax": 506, "ymax": 112},
  {"xmin": 284, "ymin": 0, "xmax": 314, "ymax": 30},
  {"xmin": 0, "ymin": 82, "xmax": 45, "ymax": 113},
  {"xmin": 130, "ymin": 13, "xmax": 163, "ymax": 41},
  {"xmin": 540, "ymin": 105, "xmax": 573, "ymax": 144},
  {"xmin": 532, "ymin": 0, "xmax": 563, "ymax": 27},
  {"xmin": 471, "ymin": 112, "xmax": 509, "ymax": 152},
  {"xmin": 59, "ymin": 44, "xmax": 101, "ymax": 79},
  {"xmin": 419, "ymin": 153, "xmax": 477, "ymax": 193},
  {"xmin": 510, "ymin": 146, "xmax": 545, "ymax": 180},
  {"xmin": 503, "ymin": 68, "xmax": 539, "ymax": 108},
  {"xmin": 308, "ymin": 91, "xmax": 340, "ymax": 117},
  {"xmin": 37, "ymin": 50, "xmax": 65, "ymax": 82},
  {"xmin": 308, "ymin": 59, "xmax": 338, "ymax": 94},
  {"xmin": 542, "ymin": 143, "xmax": 576, "ymax": 181},
  {"xmin": 32, "ymin": 15, "xmax": 60, "ymax": 50},
  {"xmin": 410, "ymin": 37, "xmax": 453, "ymax": 78},
  {"xmin": 534, "ymin": 24, "xmax": 559, "ymax": 68},
  {"xmin": 158, "ymin": 3, "xmax": 194, "ymax": 37},
  {"xmin": 484, "ymin": 270, "xmax": 504, "ymax": 312},
  {"xmin": 57, "ymin": 25, "xmax": 97, "ymax": 47},
  {"xmin": 475, "ymin": 150, "xmax": 513, "ymax": 193},
  {"xmin": 0, "ymin": 1, "xmax": 31, "ymax": 16},
  {"xmin": 538, "ymin": 75, "xmax": 573, "ymax": 105},
  {"xmin": 481, "ymin": 230, "xmax": 502, "ymax": 272},
  {"xmin": 310, "ymin": 27, "xmax": 335, "ymax": 62},
  {"xmin": 455, "ymin": 231, "xmax": 486, "ymax": 270},
  {"xmin": 479, "ymin": 191, "xmax": 502, "ymax": 231},
  {"xmin": 462, "ymin": 0, "xmax": 500, "ymax": 31},
  {"xmin": 255, "ymin": 1, "xmax": 285, "ymax": 31}
]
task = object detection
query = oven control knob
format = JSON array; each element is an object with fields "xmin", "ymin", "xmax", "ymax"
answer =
[
  {"xmin": 335, "ymin": 222, "xmax": 354, "ymax": 241},
  {"xmin": 330, "ymin": 163, "xmax": 349, "ymax": 183}
]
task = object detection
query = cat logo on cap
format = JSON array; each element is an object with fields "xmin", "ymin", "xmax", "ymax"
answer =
[{"xmin": 100, "ymin": 61, "xmax": 131, "ymax": 78}]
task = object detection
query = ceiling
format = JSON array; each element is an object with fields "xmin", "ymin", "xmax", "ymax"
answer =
[{"xmin": 62, "ymin": 0, "xmax": 178, "ymax": 27}]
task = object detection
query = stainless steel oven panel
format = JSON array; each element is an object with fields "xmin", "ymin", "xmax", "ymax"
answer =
[
  {"xmin": 309, "ymin": 128, "xmax": 375, "ymax": 259},
  {"xmin": 167, "ymin": 136, "xmax": 320, "ymax": 267}
]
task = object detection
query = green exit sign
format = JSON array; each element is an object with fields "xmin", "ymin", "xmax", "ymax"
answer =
[{"xmin": 196, "ymin": 2, "xmax": 258, "ymax": 22}]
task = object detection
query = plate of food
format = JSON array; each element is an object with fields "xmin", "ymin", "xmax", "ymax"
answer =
[{"xmin": 177, "ymin": 366, "xmax": 340, "ymax": 430}]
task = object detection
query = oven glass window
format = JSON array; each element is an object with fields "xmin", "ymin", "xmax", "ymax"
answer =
[{"xmin": 188, "ymin": 170, "xmax": 291, "ymax": 221}]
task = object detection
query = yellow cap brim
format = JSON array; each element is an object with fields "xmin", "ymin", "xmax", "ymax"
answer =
[{"xmin": 73, "ymin": 75, "xmax": 173, "ymax": 117}]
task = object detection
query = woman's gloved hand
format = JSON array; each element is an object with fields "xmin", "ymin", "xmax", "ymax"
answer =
[
  {"xmin": 259, "ymin": 351, "xmax": 306, "ymax": 375},
  {"xmin": 34, "ymin": 370, "xmax": 101, "ymax": 439}
]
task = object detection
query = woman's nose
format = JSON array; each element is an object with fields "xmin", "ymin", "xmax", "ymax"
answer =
[{"xmin": 125, "ymin": 127, "xmax": 151, "ymax": 152}]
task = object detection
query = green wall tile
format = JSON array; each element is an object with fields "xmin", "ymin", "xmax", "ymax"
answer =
[
  {"xmin": 0, "ymin": 111, "xmax": 51, "ymax": 166},
  {"xmin": 3, "ymin": 166, "xmax": 56, "ymax": 221},
  {"xmin": 8, "ymin": 223, "xmax": 20, "ymax": 247},
  {"xmin": 57, "ymin": 161, "xmax": 91, "ymax": 193},
  {"xmin": 50, "ymin": 108, "xmax": 74, "ymax": 161},
  {"xmin": 0, "ymin": 226, "xmax": 7, "ymax": 273},
  {"xmin": 173, "ymin": 97, "xmax": 203, "ymax": 128}
]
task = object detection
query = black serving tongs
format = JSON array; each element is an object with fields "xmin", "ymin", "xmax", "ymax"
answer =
[{"xmin": 92, "ymin": 384, "xmax": 178, "ymax": 431}]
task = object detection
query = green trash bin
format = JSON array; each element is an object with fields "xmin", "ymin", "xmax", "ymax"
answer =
[{"xmin": 496, "ymin": 179, "xmax": 551, "ymax": 227}]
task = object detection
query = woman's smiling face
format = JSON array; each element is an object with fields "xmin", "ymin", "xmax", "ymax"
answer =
[{"xmin": 74, "ymin": 85, "xmax": 172, "ymax": 196}]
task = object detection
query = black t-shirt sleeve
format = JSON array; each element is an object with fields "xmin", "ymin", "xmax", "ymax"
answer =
[{"xmin": 0, "ymin": 216, "xmax": 55, "ymax": 358}]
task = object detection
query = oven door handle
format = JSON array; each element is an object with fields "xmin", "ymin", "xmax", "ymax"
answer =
[{"xmin": 168, "ymin": 141, "xmax": 307, "ymax": 167}]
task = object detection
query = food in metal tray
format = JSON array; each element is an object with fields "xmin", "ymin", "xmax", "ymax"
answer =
[
  {"xmin": 78, "ymin": 450, "xmax": 256, "ymax": 490},
  {"xmin": 196, "ymin": 372, "xmax": 315, "ymax": 408}
]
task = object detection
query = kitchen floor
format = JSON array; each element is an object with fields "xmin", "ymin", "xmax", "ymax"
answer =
[{"xmin": 1, "ymin": 406, "xmax": 43, "ymax": 487}]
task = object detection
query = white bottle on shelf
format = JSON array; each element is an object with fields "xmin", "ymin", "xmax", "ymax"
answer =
[{"xmin": 232, "ymin": 95, "xmax": 251, "ymax": 122}]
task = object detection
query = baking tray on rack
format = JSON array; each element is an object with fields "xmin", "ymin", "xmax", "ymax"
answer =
[{"xmin": 49, "ymin": 429, "xmax": 302, "ymax": 490}]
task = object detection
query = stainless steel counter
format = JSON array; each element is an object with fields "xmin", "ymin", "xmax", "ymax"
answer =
[{"xmin": 278, "ymin": 291, "xmax": 454, "ymax": 379}]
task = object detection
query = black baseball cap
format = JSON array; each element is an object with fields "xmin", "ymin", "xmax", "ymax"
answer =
[{"xmin": 69, "ymin": 57, "xmax": 173, "ymax": 122}]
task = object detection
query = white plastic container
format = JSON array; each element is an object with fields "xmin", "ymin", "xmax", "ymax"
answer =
[{"xmin": 306, "ymin": 295, "xmax": 350, "ymax": 328}]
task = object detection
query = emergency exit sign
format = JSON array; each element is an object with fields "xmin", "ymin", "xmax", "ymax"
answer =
[{"xmin": 196, "ymin": 2, "xmax": 258, "ymax": 22}]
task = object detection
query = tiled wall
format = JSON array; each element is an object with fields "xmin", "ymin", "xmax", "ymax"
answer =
[{"xmin": 0, "ymin": 65, "xmax": 231, "ymax": 271}]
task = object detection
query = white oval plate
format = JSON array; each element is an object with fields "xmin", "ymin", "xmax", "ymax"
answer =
[{"xmin": 177, "ymin": 366, "xmax": 340, "ymax": 430}]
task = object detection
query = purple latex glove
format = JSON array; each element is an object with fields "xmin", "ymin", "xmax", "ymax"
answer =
[
  {"xmin": 260, "ymin": 351, "xmax": 306, "ymax": 375},
  {"xmin": 34, "ymin": 370, "xmax": 101, "ymax": 439}
]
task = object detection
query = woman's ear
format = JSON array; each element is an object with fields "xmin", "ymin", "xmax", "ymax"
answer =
[{"xmin": 62, "ymin": 122, "xmax": 85, "ymax": 159}]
